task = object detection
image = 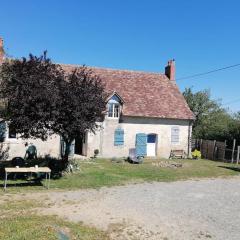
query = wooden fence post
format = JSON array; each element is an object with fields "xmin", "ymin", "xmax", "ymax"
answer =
[
  {"xmin": 200, "ymin": 139, "xmax": 202, "ymax": 153},
  {"xmin": 223, "ymin": 140, "xmax": 227, "ymax": 161},
  {"xmin": 213, "ymin": 140, "xmax": 216, "ymax": 160},
  {"xmin": 206, "ymin": 140, "xmax": 209, "ymax": 159},
  {"xmin": 231, "ymin": 139, "xmax": 236, "ymax": 163},
  {"xmin": 237, "ymin": 146, "xmax": 240, "ymax": 165}
]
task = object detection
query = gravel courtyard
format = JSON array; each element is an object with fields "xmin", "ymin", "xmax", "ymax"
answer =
[{"xmin": 5, "ymin": 177, "xmax": 240, "ymax": 239}]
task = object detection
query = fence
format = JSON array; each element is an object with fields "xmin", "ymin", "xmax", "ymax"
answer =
[{"xmin": 192, "ymin": 139, "xmax": 240, "ymax": 163}]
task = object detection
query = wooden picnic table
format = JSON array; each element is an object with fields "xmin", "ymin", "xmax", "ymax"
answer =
[{"xmin": 4, "ymin": 167, "xmax": 51, "ymax": 190}]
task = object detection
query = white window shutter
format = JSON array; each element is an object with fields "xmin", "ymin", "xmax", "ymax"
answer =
[{"xmin": 171, "ymin": 127, "xmax": 179, "ymax": 144}]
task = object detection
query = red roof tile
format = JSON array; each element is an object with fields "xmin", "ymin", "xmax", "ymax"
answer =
[{"xmin": 61, "ymin": 64, "xmax": 194, "ymax": 120}]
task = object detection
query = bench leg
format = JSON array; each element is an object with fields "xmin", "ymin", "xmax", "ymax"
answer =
[
  {"xmin": 4, "ymin": 172, "xmax": 8, "ymax": 190},
  {"xmin": 45, "ymin": 172, "xmax": 48, "ymax": 189},
  {"xmin": 48, "ymin": 173, "xmax": 50, "ymax": 189}
]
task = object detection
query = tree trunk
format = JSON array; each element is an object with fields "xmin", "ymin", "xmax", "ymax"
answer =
[{"xmin": 62, "ymin": 139, "xmax": 72, "ymax": 169}]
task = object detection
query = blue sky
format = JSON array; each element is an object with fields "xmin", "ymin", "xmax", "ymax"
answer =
[{"xmin": 0, "ymin": 0, "xmax": 240, "ymax": 112}]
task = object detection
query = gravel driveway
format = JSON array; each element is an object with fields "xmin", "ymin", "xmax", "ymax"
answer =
[{"xmin": 6, "ymin": 178, "xmax": 240, "ymax": 239}]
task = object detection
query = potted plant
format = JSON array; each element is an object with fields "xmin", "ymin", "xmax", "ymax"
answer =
[{"xmin": 94, "ymin": 149, "xmax": 99, "ymax": 158}]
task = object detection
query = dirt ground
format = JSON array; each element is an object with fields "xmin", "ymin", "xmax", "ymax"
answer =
[{"xmin": 2, "ymin": 177, "xmax": 240, "ymax": 240}]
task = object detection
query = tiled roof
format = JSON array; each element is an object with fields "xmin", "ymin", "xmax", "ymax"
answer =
[{"xmin": 61, "ymin": 64, "xmax": 194, "ymax": 120}]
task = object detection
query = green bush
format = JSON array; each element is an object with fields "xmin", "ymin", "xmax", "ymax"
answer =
[{"xmin": 192, "ymin": 149, "xmax": 201, "ymax": 159}]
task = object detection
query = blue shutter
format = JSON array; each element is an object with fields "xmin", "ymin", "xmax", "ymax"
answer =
[
  {"xmin": 60, "ymin": 137, "xmax": 75, "ymax": 157},
  {"xmin": 135, "ymin": 133, "xmax": 147, "ymax": 157},
  {"xmin": 0, "ymin": 121, "xmax": 6, "ymax": 142},
  {"xmin": 69, "ymin": 140, "xmax": 75, "ymax": 157},
  {"xmin": 114, "ymin": 128, "xmax": 124, "ymax": 146}
]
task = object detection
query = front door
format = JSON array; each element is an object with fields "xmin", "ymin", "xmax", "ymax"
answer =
[
  {"xmin": 147, "ymin": 134, "xmax": 157, "ymax": 157},
  {"xmin": 135, "ymin": 133, "xmax": 147, "ymax": 157},
  {"xmin": 75, "ymin": 135, "xmax": 83, "ymax": 155}
]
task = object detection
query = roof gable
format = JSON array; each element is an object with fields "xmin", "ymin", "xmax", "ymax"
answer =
[{"xmin": 107, "ymin": 92, "xmax": 124, "ymax": 104}]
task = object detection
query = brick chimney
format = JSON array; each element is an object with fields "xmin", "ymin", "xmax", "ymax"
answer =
[
  {"xmin": 165, "ymin": 59, "xmax": 175, "ymax": 81},
  {"xmin": 0, "ymin": 37, "xmax": 4, "ymax": 65}
]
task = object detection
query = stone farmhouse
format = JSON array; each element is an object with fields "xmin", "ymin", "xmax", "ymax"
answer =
[{"xmin": 0, "ymin": 38, "xmax": 194, "ymax": 159}]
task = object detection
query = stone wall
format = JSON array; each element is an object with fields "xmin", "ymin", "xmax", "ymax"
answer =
[
  {"xmin": 4, "ymin": 134, "xmax": 61, "ymax": 160},
  {"xmin": 2, "ymin": 116, "xmax": 192, "ymax": 160},
  {"xmin": 87, "ymin": 116, "xmax": 192, "ymax": 159}
]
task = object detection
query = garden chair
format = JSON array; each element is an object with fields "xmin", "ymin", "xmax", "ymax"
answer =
[{"xmin": 128, "ymin": 148, "xmax": 143, "ymax": 164}]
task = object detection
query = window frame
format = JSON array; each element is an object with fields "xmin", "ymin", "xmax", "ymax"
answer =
[
  {"xmin": 4, "ymin": 122, "xmax": 18, "ymax": 141},
  {"xmin": 171, "ymin": 126, "xmax": 180, "ymax": 145},
  {"xmin": 108, "ymin": 103, "xmax": 120, "ymax": 118}
]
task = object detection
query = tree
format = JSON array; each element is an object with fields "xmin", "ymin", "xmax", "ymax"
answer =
[
  {"xmin": 0, "ymin": 53, "xmax": 106, "ymax": 166},
  {"xmin": 228, "ymin": 112, "xmax": 240, "ymax": 146},
  {"xmin": 51, "ymin": 67, "xmax": 106, "ymax": 164},
  {"xmin": 0, "ymin": 52, "xmax": 61, "ymax": 140},
  {"xmin": 183, "ymin": 88, "xmax": 232, "ymax": 140},
  {"xmin": 183, "ymin": 88, "xmax": 219, "ymax": 126}
]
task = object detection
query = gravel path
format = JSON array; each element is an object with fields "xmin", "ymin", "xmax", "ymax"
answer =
[{"xmin": 5, "ymin": 178, "xmax": 240, "ymax": 239}]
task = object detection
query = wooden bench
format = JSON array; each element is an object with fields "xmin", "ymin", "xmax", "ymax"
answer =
[{"xmin": 169, "ymin": 150, "xmax": 186, "ymax": 159}]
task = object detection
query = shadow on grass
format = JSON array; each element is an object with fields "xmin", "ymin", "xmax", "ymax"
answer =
[
  {"xmin": 0, "ymin": 179, "xmax": 44, "ymax": 188},
  {"xmin": 218, "ymin": 165, "xmax": 240, "ymax": 172}
]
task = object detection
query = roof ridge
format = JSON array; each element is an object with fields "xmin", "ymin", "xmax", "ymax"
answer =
[{"xmin": 59, "ymin": 63, "xmax": 166, "ymax": 76}]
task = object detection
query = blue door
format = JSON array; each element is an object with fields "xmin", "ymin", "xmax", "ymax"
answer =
[{"xmin": 135, "ymin": 133, "xmax": 147, "ymax": 157}]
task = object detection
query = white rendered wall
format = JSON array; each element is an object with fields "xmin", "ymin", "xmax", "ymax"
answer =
[{"xmin": 87, "ymin": 116, "xmax": 192, "ymax": 159}]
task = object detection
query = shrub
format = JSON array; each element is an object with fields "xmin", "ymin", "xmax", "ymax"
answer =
[
  {"xmin": 192, "ymin": 149, "xmax": 201, "ymax": 159},
  {"xmin": 65, "ymin": 158, "xmax": 81, "ymax": 173}
]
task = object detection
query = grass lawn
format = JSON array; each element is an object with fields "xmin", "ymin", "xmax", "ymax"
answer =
[
  {"xmin": 0, "ymin": 158, "xmax": 239, "ymax": 192},
  {"xmin": 0, "ymin": 159, "xmax": 239, "ymax": 240},
  {"xmin": 0, "ymin": 200, "xmax": 109, "ymax": 240},
  {"xmin": 0, "ymin": 215, "xmax": 109, "ymax": 240}
]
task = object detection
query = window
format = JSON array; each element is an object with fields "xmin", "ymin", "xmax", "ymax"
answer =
[
  {"xmin": 171, "ymin": 127, "xmax": 179, "ymax": 144},
  {"xmin": 147, "ymin": 134, "xmax": 156, "ymax": 143},
  {"xmin": 107, "ymin": 93, "xmax": 123, "ymax": 118},
  {"xmin": 8, "ymin": 125, "xmax": 16, "ymax": 139},
  {"xmin": 0, "ymin": 121, "xmax": 6, "ymax": 142},
  {"xmin": 114, "ymin": 128, "xmax": 124, "ymax": 146},
  {"xmin": 108, "ymin": 103, "xmax": 120, "ymax": 118}
]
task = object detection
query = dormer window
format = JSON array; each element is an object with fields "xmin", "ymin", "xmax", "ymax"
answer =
[
  {"xmin": 107, "ymin": 92, "xmax": 124, "ymax": 119},
  {"xmin": 108, "ymin": 103, "xmax": 120, "ymax": 118}
]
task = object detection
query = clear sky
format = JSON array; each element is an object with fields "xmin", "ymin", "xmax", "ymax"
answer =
[{"xmin": 0, "ymin": 0, "xmax": 240, "ymax": 112}]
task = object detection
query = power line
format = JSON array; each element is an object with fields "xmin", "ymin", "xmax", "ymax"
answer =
[
  {"xmin": 222, "ymin": 98, "xmax": 240, "ymax": 106},
  {"xmin": 176, "ymin": 63, "xmax": 240, "ymax": 81}
]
